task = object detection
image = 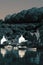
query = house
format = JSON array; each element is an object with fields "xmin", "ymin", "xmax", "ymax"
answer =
[
  {"xmin": 1, "ymin": 35, "xmax": 8, "ymax": 44},
  {"xmin": 19, "ymin": 35, "xmax": 28, "ymax": 43}
]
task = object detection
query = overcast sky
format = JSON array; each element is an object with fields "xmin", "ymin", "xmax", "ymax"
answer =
[{"xmin": 0, "ymin": 0, "xmax": 43, "ymax": 19}]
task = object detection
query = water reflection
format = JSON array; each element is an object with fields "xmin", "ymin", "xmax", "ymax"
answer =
[{"xmin": 0, "ymin": 45, "xmax": 43, "ymax": 65}]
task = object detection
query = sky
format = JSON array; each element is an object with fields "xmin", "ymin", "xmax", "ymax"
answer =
[{"xmin": 0, "ymin": 0, "xmax": 43, "ymax": 19}]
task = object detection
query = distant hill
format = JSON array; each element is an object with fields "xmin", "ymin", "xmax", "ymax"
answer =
[{"xmin": 2, "ymin": 7, "xmax": 43, "ymax": 24}]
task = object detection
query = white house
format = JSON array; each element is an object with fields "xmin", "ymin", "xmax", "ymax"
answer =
[
  {"xmin": 1, "ymin": 35, "xmax": 8, "ymax": 44},
  {"xmin": 19, "ymin": 35, "xmax": 28, "ymax": 43}
]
